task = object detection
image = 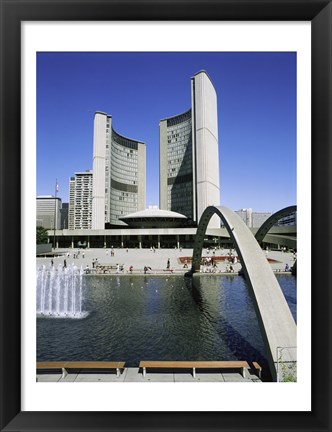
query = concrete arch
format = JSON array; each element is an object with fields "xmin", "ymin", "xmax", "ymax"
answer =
[
  {"xmin": 255, "ymin": 205, "xmax": 297, "ymax": 245},
  {"xmin": 187, "ymin": 206, "xmax": 296, "ymax": 381}
]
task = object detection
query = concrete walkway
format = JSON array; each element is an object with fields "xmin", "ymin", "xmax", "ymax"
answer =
[
  {"xmin": 37, "ymin": 367, "xmax": 262, "ymax": 383},
  {"xmin": 37, "ymin": 247, "xmax": 296, "ymax": 275}
]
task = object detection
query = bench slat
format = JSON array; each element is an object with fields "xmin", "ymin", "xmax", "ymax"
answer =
[
  {"xmin": 139, "ymin": 360, "xmax": 249, "ymax": 368},
  {"xmin": 37, "ymin": 361, "xmax": 68, "ymax": 369},
  {"xmin": 37, "ymin": 361, "xmax": 125, "ymax": 369}
]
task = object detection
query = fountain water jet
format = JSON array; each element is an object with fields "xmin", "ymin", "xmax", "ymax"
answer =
[{"xmin": 36, "ymin": 263, "xmax": 88, "ymax": 318}]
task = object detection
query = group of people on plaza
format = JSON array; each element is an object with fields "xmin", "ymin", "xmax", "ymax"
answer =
[
  {"xmin": 51, "ymin": 248, "xmax": 240, "ymax": 275},
  {"xmin": 41, "ymin": 245, "xmax": 294, "ymax": 276},
  {"xmin": 82, "ymin": 255, "xmax": 176, "ymax": 275}
]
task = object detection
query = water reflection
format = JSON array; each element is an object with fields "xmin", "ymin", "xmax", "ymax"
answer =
[
  {"xmin": 37, "ymin": 274, "xmax": 296, "ymax": 377},
  {"xmin": 190, "ymin": 276, "xmax": 268, "ymax": 371}
]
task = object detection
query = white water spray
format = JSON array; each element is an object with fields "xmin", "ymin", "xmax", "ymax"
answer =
[{"xmin": 36, "ymin": 263, "xmax": 88, "ymax": 318}]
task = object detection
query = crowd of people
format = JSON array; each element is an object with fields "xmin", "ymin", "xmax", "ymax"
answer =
[{"xmin": 41, "ymin": 245, "xmax": 295, "ymax": 275}]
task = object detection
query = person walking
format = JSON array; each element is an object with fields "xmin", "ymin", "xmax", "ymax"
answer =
[{"xmin": 166, "ymin": 258, "xmax": 170, "ymax": 270}]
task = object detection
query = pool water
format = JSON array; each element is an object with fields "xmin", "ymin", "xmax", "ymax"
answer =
[{"xmin": 37, "ymin": 274, "xmax": 296, "ymax": 379}]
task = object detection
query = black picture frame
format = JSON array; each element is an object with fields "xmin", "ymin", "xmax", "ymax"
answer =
[{"xmin": 0, "ymin": 0, "xmax": 331, "ymax": 431}]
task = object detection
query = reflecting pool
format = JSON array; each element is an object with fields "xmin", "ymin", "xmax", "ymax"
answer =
[{"xmin": 37, "ymin": 274, "xmax": 296, "ymax": 379}]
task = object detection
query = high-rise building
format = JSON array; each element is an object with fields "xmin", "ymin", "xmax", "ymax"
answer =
[
  {"xmin": 92, "ymin": 112, "xmax": 146, "ymax": 229},
  {"xmin": 252, "ymin": 211, "xmax": 273, "ymax": 228},
  {"xmin": 235, "ymin": 208, "xmax": 272, "ymax": 228},
  {"xmin": 277, "ymin": 212, "xmax": 297, "ymax": 226},
  {"xmin": 60, "ymin": 203, "xmax": 69, "ymax": 229},
  {"xmin": 159, "ymin": 70, "xmax": 220, "ymax": 228},
  {"xmin": 68, "ymin": 171, "xmax": 93, "ymax": 230},
  {"xmin": 235, "ymin": 208, "xmax": 253, "ymax": 227},
  {"xmin": 36, "ymin": 196, "xmax": 62, "ymax": 230}
]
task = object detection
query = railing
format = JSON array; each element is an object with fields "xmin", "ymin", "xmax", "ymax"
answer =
[{"xmin": 276, "ymin": 346, "xmax": 297, "ymax": 382}]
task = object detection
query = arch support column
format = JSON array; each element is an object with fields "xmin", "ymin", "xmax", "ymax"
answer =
[
  {"xmin": 255, "ymin": 205, "xmax": 296, "ymax": 245},
  {"xmin": 188, "ymin": 205, "xmax": 297, "ymax": 382}
]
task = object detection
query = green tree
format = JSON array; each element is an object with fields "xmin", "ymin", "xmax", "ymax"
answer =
[{"xmin": 36, "ymin": 226, "xmax": 49, "ymax": 244}]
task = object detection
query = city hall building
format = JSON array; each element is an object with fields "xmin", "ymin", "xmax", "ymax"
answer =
[
  {"xmin": 159, "ymin": 70, "xmax": 220, "ymax": 228},
  {"xmin": 46, "ymin": 71, "xmax": 292, "ymax": 251},
  {"xmin": 92, "ymin": 111, "xmax": 146, "ymax": 229}
]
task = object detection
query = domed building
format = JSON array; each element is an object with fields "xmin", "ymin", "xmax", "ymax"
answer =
[{"xmin": 119, "ymin": 208, "xmax": 187, "ymax": 228}]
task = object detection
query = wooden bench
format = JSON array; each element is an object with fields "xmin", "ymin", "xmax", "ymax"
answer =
[
  {"xmin": 37, "ymin": 361, "xmax": 125, "ymax": 378},
  {"xmin": 139, "ymin": 360, "xmax": 251, "ymax": 378}
]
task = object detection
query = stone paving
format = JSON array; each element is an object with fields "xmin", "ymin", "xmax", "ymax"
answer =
[
  {"xmin": 37, "ymin": 367, "xmax": 262, "ymax": 383},
  {"xmin": 37, "ymin": 246, "xmax": 296, "ymax": 275}
]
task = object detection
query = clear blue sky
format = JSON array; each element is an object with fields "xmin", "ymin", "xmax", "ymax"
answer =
[{"xmin": 37, "ymin": 52, "xmax": 296, "ymax": 213}]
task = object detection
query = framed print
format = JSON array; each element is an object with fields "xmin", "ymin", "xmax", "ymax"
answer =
[{"xmin": 1, "ymin": 0, "xmax": 331, "ymax": 431}]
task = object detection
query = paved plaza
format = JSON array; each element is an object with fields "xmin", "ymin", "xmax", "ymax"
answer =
[
  {"xmin": 37, "ymin": 246, "xmax": 295, "ymax": 275},
  {"xmin": 36, "ymin": 367, "xmax": 262, "ymax": 383}
]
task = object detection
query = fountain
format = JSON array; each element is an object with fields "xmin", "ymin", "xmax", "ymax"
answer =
[{"xmin": 36, "ymin": 263, "xmax": 88, "ymax": 318}]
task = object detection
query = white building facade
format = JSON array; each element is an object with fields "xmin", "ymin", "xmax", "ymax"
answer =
[
  {"xmin": 235, "ymin": 208, "xmax": 273, "ymax": 228},
  {"xmin": 92, "ymin": 112, "xmax": 146, "ymax": 229},
  {"xmin": 235, "ymin": 208, "xmax": 253, "ymax": 227},
  {"xmin": 36, "ymin": 196, "xmax": 62, "ymax": 230},
  {"xmin": 252, "ymin": 212, "xmax": 273, "ymax": 228},
  {"xmin": 68, "ymin": 171, "xmax": 93, "ymax": 230},
  {"xmin": 159, "ymin": 71, "xmax": 220, "ymax": 228}
]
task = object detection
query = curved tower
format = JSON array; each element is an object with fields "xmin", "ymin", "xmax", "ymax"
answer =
[
  {"xmin": 159, "ymin": 109, "xmax": 193, "ymax": 221},
  {"xmin": 159, "ymin": 71, "xmax": 220, "ymax": 228},
  {"xmin": 92, "ymin": 112, "xmax": 146, "ymax": 229}
]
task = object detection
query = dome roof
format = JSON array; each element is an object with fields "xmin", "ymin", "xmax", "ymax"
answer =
[
  {"xmin": 121, "ymin": 208, "xmax": 187, "ymax": 219},
  {"xmin": 119, "ymin": 208, "xmax": 187, "ymax": 228}
]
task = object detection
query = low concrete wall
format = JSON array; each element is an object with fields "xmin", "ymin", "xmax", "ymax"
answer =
[{"xmin": 37, "ymin": 243, "xmax": 52, "ymax": 255}]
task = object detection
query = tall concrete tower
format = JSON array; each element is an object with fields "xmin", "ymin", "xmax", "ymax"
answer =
[
  {"xmin": 92, "ymin": 112, "xmax": 146, "ymax": 229},
  {"xmin": 159, "ymin": 71, "xmax": 220, "ymax": 228}
]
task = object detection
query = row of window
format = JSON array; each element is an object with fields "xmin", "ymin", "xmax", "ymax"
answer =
[
  {"xmin": 111, "ymin": 164, "xmax": 138, "ymax": 181},
  {"xmin": 114, "ymin": 204, "xmax": 137, "ymax": 212},
  {"xmin": 111, "ymin": 152, "xmax": 138, "ymax": 167},
  {"xmin": 168, "ymin": 128, "xmax": 191, "ymax": 138},
  {"xmin": 167, "ymin": 159, "xmax": 192, "ymax": 173},
  {"xmin": 166, "ymin": 109, "xmax": 192, "ymax": 127},
  {"xmin": 167, "ymin": 130, "xmax": 192, "ymax": 141},
  {"xmin": 168, "ymin": 130, "xmax": 191, "ymax": 140},
  {"xmin": 111, "ymin": 175, "xmax": 137, "ymax": 186},
  {"xmin": 167, "ymin": 138, "xmax": 191, "ymax": 152},
  {"xmin": 111, "ymin": 128, "xmax": 140, "ymax": 150}
]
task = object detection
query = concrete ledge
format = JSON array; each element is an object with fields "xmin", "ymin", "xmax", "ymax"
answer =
[{"xmin": 37, "ymin": 367, "xmax": 262, "ymax": 383}]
